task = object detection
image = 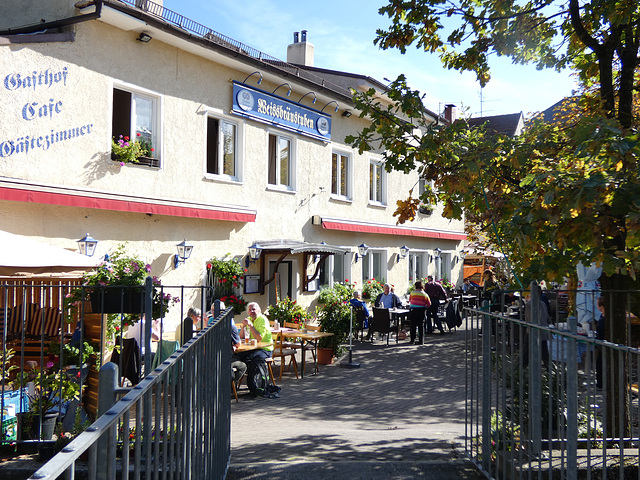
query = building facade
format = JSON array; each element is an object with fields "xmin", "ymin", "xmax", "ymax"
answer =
[{"xmin": 0, "ymin": 0, "xmax": 465, "ymax": 328}]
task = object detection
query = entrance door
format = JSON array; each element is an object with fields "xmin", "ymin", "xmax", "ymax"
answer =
[{"xmin": 268, "ymin": 260, "xmax": 293, "ymax": 304}]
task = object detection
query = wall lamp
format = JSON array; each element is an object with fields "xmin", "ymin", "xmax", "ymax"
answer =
[
  {"xmin": 77, "ymin": 233, "xmax": 99, "ymax": 257},
  {"xmin": 245, "ymin": 243, "xmax": 263, "ymax": 268},
  {"xmin": 321, "ymin": 100, "xmax": 339, "ymax": 113},
  {"xmin": 174, "ymin": 240, "xmax": 194, "ymax": 268},
  {"xmin": 273, "ymin": 83, "xmax": 292, "ymax": 96},
  {"xmin": 355, "ymin": 243, "xmax": 369, "ymax": 263},
  {"xmin": 298, "ymin": 91, "xmax": 317, "ymax": 105},
  {"xmin": 434, "ymin": 247, "xmax": 442, "ymax": 258},
  {"xmin": 397, "ymin": 245, "xmax": 410, "ymax": 263},
  {"xmin": 341, "ymin": 110, "xmax": 352, "ymax": 117},
  {"xmin": 242, "ymin": 71, "xmax": 262, "ymax": 85},
  {"xmin": 137, "ymin": 32, "xmax": 152, "ymax": 43}
]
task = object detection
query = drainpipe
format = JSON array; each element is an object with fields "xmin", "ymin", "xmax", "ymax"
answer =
[{"xmin": 0, "ymin": 0, "xmax": 102, "ymax": 35}]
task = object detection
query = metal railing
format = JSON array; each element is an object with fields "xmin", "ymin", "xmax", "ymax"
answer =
[
  {"xmin": 104, "ymin": 0, "xmax": 351, "ymax": 97},
  {"xmin": 465, "ymin": 284, "xmax": 640, "ymax": 479},
  {"xmin": 27, "ymin": 304, "xmax": 233, "ymax": 480}
]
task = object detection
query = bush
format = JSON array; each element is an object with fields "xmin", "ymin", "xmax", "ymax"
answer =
[
  {"xmin": 266, "ymin": 297, "xmax": 311, "ymax": 326},
  {"xmin": 316, "ymin": 282, "xmax": 355, "ymax": 357},
  {"xmin": 362, "ymin": 278, "xmax": 384, "ymax": 300}
]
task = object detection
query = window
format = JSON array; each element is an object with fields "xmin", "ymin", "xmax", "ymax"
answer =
[
  {"xmin": 362, "ymin": 250, "xmax": 386, "ymax": 285},
  {"xmin": 207, "ymin": 116, "xmax": 240, "ymax": 180},
  {"xmin": 331, "ymin": 151, "xmax": 351, "ymax": 200},
  {"xmin": 409, "ymin": 252, "xmax": 426, "ymax": 284},
  {"xmin": 314, "ymin": 254, "xmax": 350, "ymax": 290},
  {"xmin": 369, "ymin": 160, "xmax": 386, "ymax": 204},
  {"xmin": 435, "ymin": 252, "xmax": 452, "ymax": 283},
  {"xmin": 112, "ymin": 86, "xmax": 160, "ymax": 160},
  {"xmin": 268, "ymin": 132, "xmax": 293, "ymax": 188}
]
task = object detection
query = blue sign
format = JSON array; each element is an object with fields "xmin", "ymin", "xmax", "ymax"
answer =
[{"xmin": 232, "ymin": 82, "xmax": 331, "ymax": 142}]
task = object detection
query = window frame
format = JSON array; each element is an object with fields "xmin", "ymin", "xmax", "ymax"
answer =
[
  {"xmin": 330, "ymin": 149, "xmax": 352, "ymax": 201},
  {"xmin": 369, "ymin": 157, "xmax": 387, "ymax": 206},
  {"xmin": 361, "ymin": 249, "xmax": 388, "ymax": 285},
  {"xmin": 267, "ymin": 129, "xmax": 296, "ymax": 191},
  {"xmin": 408, "ymin": 251, "xmax": 428, "ymax": 285},
  {"xmin": 111, "ymin": 82, "xmax": 162, "ymax": 163},
  {"xmin": 205, "ymin": 111, "xmax": 243, "ymax": 183}
]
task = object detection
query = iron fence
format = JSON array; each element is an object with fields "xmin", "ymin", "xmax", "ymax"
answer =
[
  {"xmin": 24, "ymin": 300, "xmax": 233, "ymax": 480},
  {"xmin": 465, "ymin": 283, "xmax": 640, "ymax": 479}
]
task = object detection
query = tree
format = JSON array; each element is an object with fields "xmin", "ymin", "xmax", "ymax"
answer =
[{"xmin": 347, "ymin": 0, "xmax": 640, "ymax": 439}]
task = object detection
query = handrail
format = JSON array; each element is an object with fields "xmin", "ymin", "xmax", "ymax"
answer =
[{"xmin": 27, "ymin": 306, "xmax": 234, "ymax": 480}]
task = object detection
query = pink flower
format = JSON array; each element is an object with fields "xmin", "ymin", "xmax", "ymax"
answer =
[
  {"xmin": 120, "ymin": 162, "xmax": 125, "ymax": 166},
  {"xmin": 46, "ymin": 361, "xmax": 54, "ymax": 369}
]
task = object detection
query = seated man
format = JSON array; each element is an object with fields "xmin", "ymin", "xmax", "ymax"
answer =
[
  {"xmin": 375, "ymin": 283, "xmax": 402, "ymax": 309},
  {"xmin": 179, "ymin": 307, "xmax": 201, "ymax": 346},
  {"xmin": 238, "ymin": 302, "xmax": 273, "ymax": 363},
  {"xmin": 349, "ymin": 290, "xmax": 371, "ymax": 338}
]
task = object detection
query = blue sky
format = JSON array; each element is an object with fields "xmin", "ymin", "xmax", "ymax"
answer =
[{"xmin": 164, "ymin": 0, "xmax": 577, "ymax": 119}]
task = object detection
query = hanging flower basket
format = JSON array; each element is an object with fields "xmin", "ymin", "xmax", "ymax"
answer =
[{"xmin": 89, "ymin": 287, "xmax": 144, "ymax": 314}]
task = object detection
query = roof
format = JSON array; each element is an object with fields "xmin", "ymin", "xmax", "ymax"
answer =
[
  {"xmin": 256, "ymin": 240, "xmax": 350, "ymax": 255},
  {"xmin": 467, "ymin": 112, "xmax": 524, "ymax": 136}
]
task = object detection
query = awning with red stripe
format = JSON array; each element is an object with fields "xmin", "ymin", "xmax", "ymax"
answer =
[
  {"xmin": 0, "ymin": 178, "xmax": 256, "ymax": 223},
  {"xmin": 312, "ymin": 215, "xmax": 466, "ymax": 240}
]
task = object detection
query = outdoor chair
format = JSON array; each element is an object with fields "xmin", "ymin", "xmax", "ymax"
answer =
[
  {"xmin": 271, "ymin": 330, "xmax": 299, "ymax": 381},
  {"xmin": 353, "ymin": 307, "xmax": 367, "ymax": 341},
  {"xmin": 369, "ymin": 308, "xmax": 399, "ymax": 345}
]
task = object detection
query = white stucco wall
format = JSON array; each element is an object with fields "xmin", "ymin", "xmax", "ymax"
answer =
[{"xmin": 0, "ymin": 15, "xmax": 464, "ymax": 322}]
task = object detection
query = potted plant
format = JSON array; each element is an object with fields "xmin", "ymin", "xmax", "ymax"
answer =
[
  {"xmin": 316, "ymin": 282, "xmax": 355, "ymax": 362},
  {"xmin": 111, "ymin": 133, "xmax": 155, "ymax": 165},
  {"xmin": 362, "ymin": 278, "xmax": 384, "ymax": 302},
  {"xmin": 12, "ymin": 362, "xmax": 82, "ymax": 441},
  {"xmin": 206, "ymin": 254, "xmax": 247, "ymax": 315},
  {"xmin": 65, "ymin": 244, "xmax": 179, "ymax": 316},
  {"xmin": 266, "ymin": 297, "xmax": 312, "ymax": 328}
]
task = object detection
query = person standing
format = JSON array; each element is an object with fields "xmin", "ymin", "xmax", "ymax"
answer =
[
  {"xmin": 409, "ymin": 280, "xmax": 431, "ymax": 344},
  {"xmin": 424, "ymin": 275, "xmax": 447, "ymax": 334}
]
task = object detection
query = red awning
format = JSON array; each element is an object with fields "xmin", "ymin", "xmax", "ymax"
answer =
[
  {"xmin": 0, "ymin": 180, "xmax": 256, "ymax": 223},
  {"xmin": 316, "ymin": 216, "xmax": 466, "ymax": 240}
]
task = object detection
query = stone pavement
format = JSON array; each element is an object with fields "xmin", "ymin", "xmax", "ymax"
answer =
[{"xmin": 228, "ymin": 325, "xmax": 487, "ymax": 479}]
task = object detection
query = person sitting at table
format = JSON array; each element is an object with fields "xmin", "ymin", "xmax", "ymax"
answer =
[
  {"xmin": 462, "ymin": 278, "xmax": 477, "ymax": 293},
  {"xmin": 349, "ymin": 290, "xmax": 371, "ymax": 339},
  {"xmin": 424, "ymin": 275, "xmax": 447, "ymax": 334},
  {"xmin": 375, "ymin": 283, "xmax": 402, "ymax": 309},
  {"xmin": 179, "ymin": 307, "xmax": 201, "ymax": 346},
  {"xmin": 238, "ymin": 302, "xmax": 273, "ymax": 363},
  {"xmin": 409, "ymin": 280, "xmax": 431, "ymax": 345},
  {"xmin": 230, "ymin": 316, "xmax": 247, "ymax": 389}
]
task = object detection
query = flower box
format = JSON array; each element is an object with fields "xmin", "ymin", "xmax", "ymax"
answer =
[{"xmin": 89, "ymin": 288, "xmax": 143, "ymax": 314}]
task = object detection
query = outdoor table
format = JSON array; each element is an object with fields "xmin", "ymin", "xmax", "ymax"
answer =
[
  {"xmin": 389, "ymin": 307, "xmax": 410, "ymax": 329},
  {"xmin": 235, "ymin": 341, "xmax": 273, "ymax": 353},
  {"xmin": 273, "ymin": 327, "xmax": 333, "ymax": 378}
]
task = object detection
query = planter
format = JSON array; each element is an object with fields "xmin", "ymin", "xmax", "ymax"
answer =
[
  {"xmin": 18, "ymin": 412, "xmax": 58, "ymax": 441},
  {"xmin": 90, "ymin": 288, "xmax": 143, "ymax": 314},
  {"xmin": 317, "ymin": 347, "xmax": 334, "ymax": 365}
]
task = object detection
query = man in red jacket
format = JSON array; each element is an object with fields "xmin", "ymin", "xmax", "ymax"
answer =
[{"xmin": 424, "ymin": 275, "xmax": 447, "ymax": 334}]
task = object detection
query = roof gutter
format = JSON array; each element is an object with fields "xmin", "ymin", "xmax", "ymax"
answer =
[{"xmin": 0, "ymin": 0, "xmax": 102, "ymax": 35}]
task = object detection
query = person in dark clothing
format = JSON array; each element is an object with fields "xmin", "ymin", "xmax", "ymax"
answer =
[
  {"xmin": 230, "ymin": 316, "xmax": 247, "ymax": 389},
  {"xmin": 374, "ymin": 283, "xmax": 402, "ymax": 308},
  {"xmin": 179, "ymin": 307, "xmax": 201, "ymax": 346},
  {"xmin": 424, "ymin": 275, "xmax": 447, "ymax": 334}
]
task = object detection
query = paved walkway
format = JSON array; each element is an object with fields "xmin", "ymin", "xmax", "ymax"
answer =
[{"xmin": 228, "ymin": 325, "xmax": 486, "ymax": 479}]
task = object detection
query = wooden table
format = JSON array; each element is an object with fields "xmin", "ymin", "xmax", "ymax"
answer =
[
  {"xmin": 235, "ymin": 341, "xmax": 272, "ymax": 353},
  {"xmin": 273, "ymin": 328, "xmax": 333, "ymax": 378}
]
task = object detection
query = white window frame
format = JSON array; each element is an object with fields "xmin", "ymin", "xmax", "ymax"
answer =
[
  {"xmin": 369, "ymin": 157, "xmax": 387, "ymax": 206},
  {"xmin": 267, "ymin": 129, "xmax": 296, "ymax": 191},
  {"xmin": 330, "ymin": 149, "xmax": 352, "ymax": 201},
  {"xmin": 111, "ymin": 81, "xmax": 162, "ymax": 162},
  {"xmin": 408, "ymin": 251, "xmax": 428, "ymax": 284},
  {"xmin": 361, "ymin": 249, "xmax": 388, "ymax": 285},
  {"xmin": 204, "ymin": 110, "xmax": 243, "ymax": 183},
  {"xmin": 436, "ymin": 252, "xmax": 452, "ymax": 283}
]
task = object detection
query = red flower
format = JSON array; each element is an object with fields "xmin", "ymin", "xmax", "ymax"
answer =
[
  {"xmin": 150, "ymin": 148, "xmax": 154, "ymax": 152},
  {"xmin": 207, "ymin": 263, "xmax": 212, "ymax": 269},
  {"xmin": 345, "ymin": 279, "xmax": 349, "ymax": 282},
  {"xmin": 136, "ymin": 133, "xmax": 141, "ymax": 137},
  {"xmin": 233, "ymin": 282, "xmax": 238, "ymax": 288},
  {"xmin": 124, "ymin": 136, "xmax": 129, "ymax": 141},
  {"xmin": 221, "ymin": 296, "xmax": 227, "ymax": 301}
]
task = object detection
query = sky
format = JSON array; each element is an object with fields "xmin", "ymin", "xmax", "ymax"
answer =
[{"xmin": 163, "ymin": 0, "xmax": 578, "ymax": 119}]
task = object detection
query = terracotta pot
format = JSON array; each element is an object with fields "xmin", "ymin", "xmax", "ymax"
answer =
[{"xmin": 317, "ymin": 347, "xmax": 334, "ymax": 365}]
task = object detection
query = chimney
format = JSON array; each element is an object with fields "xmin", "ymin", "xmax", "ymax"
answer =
[
  {"xmin": 287, "ymin": 30, "xmax": 314, "ymax": 67},
  {"xmin": 444, "ymin": 104, "xmax": 458, "ymax": 124}
]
